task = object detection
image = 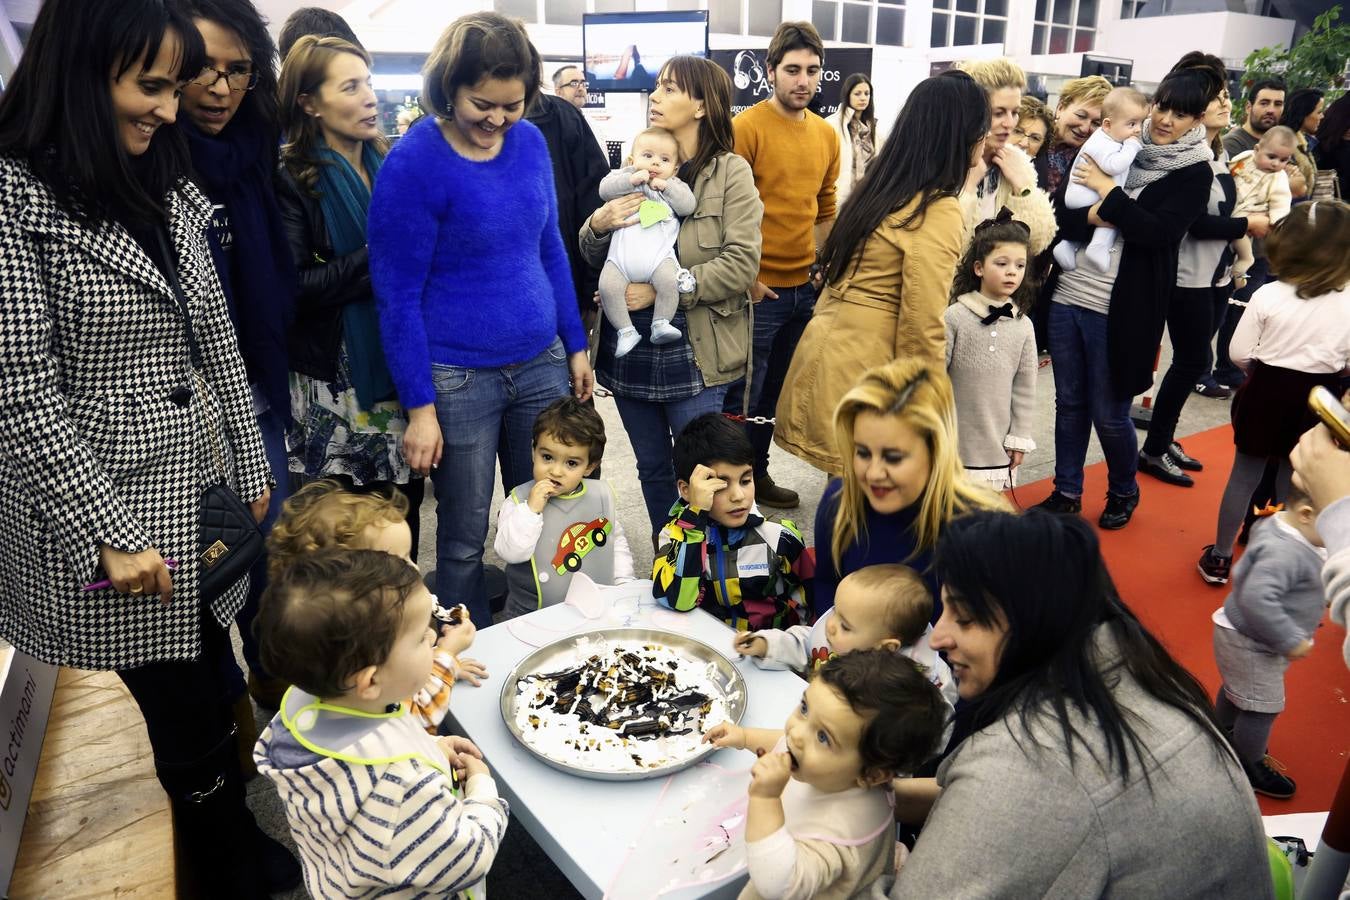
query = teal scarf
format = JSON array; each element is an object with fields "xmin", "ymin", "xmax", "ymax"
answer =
[{"xmin": 315, "ymin": 140, "xmax": 395, "ymax": 408}]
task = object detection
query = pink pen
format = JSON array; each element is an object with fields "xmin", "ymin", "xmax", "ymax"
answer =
[{"xmin": 81, "ymin": 558, "xmax": 180, "ymax": 593}]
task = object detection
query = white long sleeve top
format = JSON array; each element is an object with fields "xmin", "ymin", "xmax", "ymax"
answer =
[{"xmin": 1227, "ymin": 280, "xmax": 1350, "ymax": 375}]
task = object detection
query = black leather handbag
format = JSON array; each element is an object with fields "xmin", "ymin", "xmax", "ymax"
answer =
[{"xmin": 158, "ymin": 229, "xmax": 265, "ymax": 604}]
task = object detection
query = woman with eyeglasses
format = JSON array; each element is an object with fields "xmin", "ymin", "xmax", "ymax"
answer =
[
  {"xmin": 0, "ymin": 0, "xmax": 296, "ymax": 894},
  {"xmin": 178, "ymin": 0, "xmax": 296, "ymax": 715}
]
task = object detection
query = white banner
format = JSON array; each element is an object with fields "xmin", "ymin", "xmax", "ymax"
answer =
[{"xmin": 0, "ymin": 650, "xmax": 58, "ymax": 895}]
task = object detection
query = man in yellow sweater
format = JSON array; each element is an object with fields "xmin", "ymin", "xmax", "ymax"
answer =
[{"xmin": 724, "ymin": 21, "xmax": 840, "ymax": 509}]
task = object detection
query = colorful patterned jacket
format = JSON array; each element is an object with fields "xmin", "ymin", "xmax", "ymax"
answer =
[{"xmin": 652, "ymin": 501, "xmax": 809, "ymax": 631}]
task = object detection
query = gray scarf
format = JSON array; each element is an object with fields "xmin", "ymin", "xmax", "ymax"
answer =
[{"xmin": 1125, "ymin": 119, "xmax": 1212, "ymax": 190}]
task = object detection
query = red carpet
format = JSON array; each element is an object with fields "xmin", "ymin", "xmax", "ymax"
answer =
[{"xmin": 1015, "ymin": 424, "xmax": 1349, "ymax": 816}]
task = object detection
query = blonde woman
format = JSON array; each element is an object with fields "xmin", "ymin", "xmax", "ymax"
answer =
[
  {"xmin": 811, "ymin": 359, "xmax": 1008, "ymax": 620},
  {"xmin": 954, "ymin": 57, "xmax": 1056, "ymax": 254},
  {"xmin": 1043, "ymin": 74, "xmax": 1113, "ymax": 196}
]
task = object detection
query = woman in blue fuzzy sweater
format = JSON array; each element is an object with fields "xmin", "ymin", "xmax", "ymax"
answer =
[{"xmin": 368, "ymin": 13, "xmax": 592, "ymax": 626}]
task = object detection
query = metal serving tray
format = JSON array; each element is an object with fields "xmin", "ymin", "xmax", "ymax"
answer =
[{"xmin": 499, "ymin": 627, "xmax": 748, "ymax": 781}]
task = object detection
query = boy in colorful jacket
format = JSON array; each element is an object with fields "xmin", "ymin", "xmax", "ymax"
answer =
[{"xmin": 654, "ymin": 414, "xmax": 808, "ymax": 631}]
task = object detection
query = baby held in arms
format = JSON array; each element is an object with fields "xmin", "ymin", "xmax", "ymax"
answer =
[
  {"xmin": 1053, "ymin": 86, "xmax": 1149, "ymax": 273},
  {"xmin": 597, "ymin": 126, "xmax": 696, "ymax": 357},
  {"xmin": 704, "ymin": 650, "xmax": 948, "ymax": 899}
]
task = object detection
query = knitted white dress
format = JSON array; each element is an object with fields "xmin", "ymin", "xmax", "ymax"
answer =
[{"xmin": 944, "ymin": 291, "xmax": 1038, "ymax": 490}]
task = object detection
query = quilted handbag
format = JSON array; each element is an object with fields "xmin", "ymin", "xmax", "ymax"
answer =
[{"xmin": 157, "ymin": 228, "xmax": 265, "ymax": 604}]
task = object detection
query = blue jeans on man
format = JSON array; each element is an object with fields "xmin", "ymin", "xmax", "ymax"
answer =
[
  {"xmin": 721, "ymin": 281, "xmax": 815, "ymax": 475},
  {"xmin": 1047, "ymin": 303, "xmax": 1139, "ymax": 499},
  {"xmin": 431, "ymin": 339, "xmax": 572, "ymax": 627}
]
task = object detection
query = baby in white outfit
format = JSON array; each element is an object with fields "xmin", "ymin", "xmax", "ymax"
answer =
[
  {"xmin": 1053, "ymin": 87, "xmax": 1148, "ymax": 274},
  {"xmin": 598, "ymin": 127, "xmax": 696, "ymax": 358}
]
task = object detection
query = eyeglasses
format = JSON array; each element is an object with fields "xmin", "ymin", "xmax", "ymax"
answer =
[
  {"xmin": 560, "ymin": 79, "xmax": 588, "ymax": 91},
  {"xmin": 191, "ymin": 66, "xmax": 259, "ymax": 92}
]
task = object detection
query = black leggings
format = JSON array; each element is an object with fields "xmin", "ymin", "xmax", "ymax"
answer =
[
  {"xmin": 118, "ymin": 612, "xmax": 265, "ymax": 898},
  {"xmin": 1143, "ymin": 286, "xmax": 1214, "ymax": 457}
]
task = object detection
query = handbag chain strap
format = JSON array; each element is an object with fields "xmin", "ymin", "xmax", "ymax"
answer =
[{"xmin": 154, "ymin": 226, "xmax": 229, "ymax": 483}]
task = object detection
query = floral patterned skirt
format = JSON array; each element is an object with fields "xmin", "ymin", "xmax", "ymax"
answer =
[{"xmin": 287, "ymin": 348, "xmax": 411, "ymax": 486}]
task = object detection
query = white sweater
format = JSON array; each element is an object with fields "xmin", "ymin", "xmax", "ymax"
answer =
[
  {"xmin": 1228, "ymin": 280, "xmax": 1350, "ymax": 376},
  {"xmin": 1316, "ymin": 496, "xmax": 1350, "ymax": 668}
]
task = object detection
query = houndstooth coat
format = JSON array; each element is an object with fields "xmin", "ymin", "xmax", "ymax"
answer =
[{"xmin": 0, "ymin": 157, "xmax": 270, "ymax": 670}]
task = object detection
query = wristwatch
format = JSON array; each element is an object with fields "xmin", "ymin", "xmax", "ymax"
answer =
[{"xmin": 676, "ymin": 267, "xmax": 696, "ymax": 294}]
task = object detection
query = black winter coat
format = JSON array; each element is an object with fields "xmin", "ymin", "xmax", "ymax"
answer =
[
  {"xmin": 1045, "ymin": 160, "xmax": 1213, "ymax": 400},
  {"xmin": 525, "ymin": 94, "xmax": 609, "ymax": 316},
  {"xmin": 274, "ymin": 166, "xmax": 371, "ymax": 382}
]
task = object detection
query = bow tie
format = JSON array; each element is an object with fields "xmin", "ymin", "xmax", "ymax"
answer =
[{"xmin": 981, "ymin": 303, "xmax": 1015, "ymax": 325}]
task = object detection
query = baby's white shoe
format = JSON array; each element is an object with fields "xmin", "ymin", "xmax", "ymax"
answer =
[
  {"xmin": 649, "ymin": 318, "xmax": 682, "ymax": 345},
  {"xmin": 1052, "ymin": 241, "xmax": 1079, "ymax": 272},
  {"xmin": 615, "ymin": 327, "xmax": 641, "ymax": 358},
  {"xmin": 1084, "ymin": 245, "xmax": 1113, "ymax": 273}
]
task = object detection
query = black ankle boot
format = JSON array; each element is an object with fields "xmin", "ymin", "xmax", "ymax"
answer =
[{"xmin": 156, "ymin": 728, "xmax": 298, "ymax": 899}]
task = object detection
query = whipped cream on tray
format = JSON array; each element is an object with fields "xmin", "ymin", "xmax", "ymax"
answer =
[{"xmin": 512, "ymin": 636, "xmax": 739, "ymax": 773}]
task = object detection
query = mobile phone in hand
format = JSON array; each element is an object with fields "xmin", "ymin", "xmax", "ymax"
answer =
[{"xmin": 1308, "ymin": 386, "xmax": 1350, "ymax": 448}]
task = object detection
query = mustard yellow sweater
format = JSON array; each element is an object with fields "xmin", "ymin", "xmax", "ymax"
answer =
[{"xmin": 733, "ymin": 100, "xmax": 840, "ymax": 287}]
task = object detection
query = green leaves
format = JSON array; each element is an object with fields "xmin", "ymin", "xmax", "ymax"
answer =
[{"xmin": 1237, "ymin": 4, "xmax": 1348, "ymax": 119}]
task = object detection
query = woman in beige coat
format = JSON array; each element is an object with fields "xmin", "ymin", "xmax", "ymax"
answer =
[
  {"xmin": 579, "ymin": 56, "xmax": 763, "ymax": 536},
  {"xmin": 775, "ymin": 72, "xmax": 989, "ymax": 473}
]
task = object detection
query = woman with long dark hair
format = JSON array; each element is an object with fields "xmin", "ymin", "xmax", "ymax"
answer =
[
  {"xmin": 774, "ymin": 72, "xmax": 988, "ymax": 474},
  {"xmin": 1281, "ymin": 88, "xmax": 1324, "ymax": 200},
  {"xmin": 178, "ymin": 0, "xmax": 297, "ymax": 710},
  {"xmin": 1035, "ymin": 66, "xmax": 1215, "ymax": 530},
  {"xmin": 832, "ymin": 72, "xmax": 880, "ymax": 205},
  {"xmin": 881, "ymin": 511, "xmax": 1274, "ymax": 896},
  {"xmin": 579, "ymin": 56, "xmax": 761, "ymax": 539},
  {"xmin": 276, "ymin": 37, "xmax": 425, "ymax": 552},
  {"xmin": 0, "ymin": 0, "xmax": 295, "ymax": 893},
  {"xmin": 1315, "ymin": 93, "xmax": 1350, "ymax": 192}
]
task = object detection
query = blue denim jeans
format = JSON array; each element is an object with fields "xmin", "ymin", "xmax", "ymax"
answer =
[
  {"xmin": 615, "ymin": 384, "xmax": 730, "ymax": 539},
  {"xmin": 722, "ymin": 282, "xmax": 815, "ymax": 475},
  {"xmin": 431, "ymin": 339, "xmax": 571, "ymax": 627},
  {"xmin": 1048, "ymin": 302, "xmax": 1139, "ymax": 499}
]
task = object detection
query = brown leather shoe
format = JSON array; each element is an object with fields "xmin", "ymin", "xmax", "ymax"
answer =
[{"xmin": 754, "ymin": 474, "xmax": 799, "ymax": 509}]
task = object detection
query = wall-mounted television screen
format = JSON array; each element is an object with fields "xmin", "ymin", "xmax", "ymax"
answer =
[{"xmin": 582, "ymin": 11, "xmax": 709, "ymax": 93}]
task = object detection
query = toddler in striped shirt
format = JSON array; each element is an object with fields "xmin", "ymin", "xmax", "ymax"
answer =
[{"xmin": 255, "ymin": 549, "xmax": 508, "ymax": 899}]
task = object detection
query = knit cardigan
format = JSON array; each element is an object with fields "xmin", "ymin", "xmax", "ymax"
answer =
[
  {"xmin": 368, "ymin": 116, "xmax": 588, "ymax": 409},
  {"xmin": 1044, "ymin": 160, "xmax": 1212, "ymax": 400}
]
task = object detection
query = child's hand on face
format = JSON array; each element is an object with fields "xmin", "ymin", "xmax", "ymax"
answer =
[
  {"xmin": 454, "ymin": 655, "xmax": 489, "ymax": 686},
  {"xmin": 649, "ymin": 176, "xmax": 669, "ymax": 192},
  {"xmin": 733, "ymin": 632, "xmax": 768, "ymax": 658},
  {"xmin": 527, "ymin": 479, "xmax": 558, "ymax": 514},
  {"xmin": 703, "ymin": 721, "xmax": 745, "ymax": 750},
  {"xmin": 630, "ymin": 169, "xmax": 651, "ymax": 185},
  {"xmin": 1287, "ymin": 639, "xmax": 1314, "ymax": 660},
  {"xmin": 687, "ymin": 464, "xmax": 728, "ymax": 511},
  {"xmin": 437, "ymin": 619, "xmax": 476, "ymax": 657},
  {"xmin": 748, "ymin": 751, "xmax": 792, "ymax": 799}
]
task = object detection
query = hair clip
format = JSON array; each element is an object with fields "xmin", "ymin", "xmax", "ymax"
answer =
[{"xmin": 1252, "ymin": 501, "xmax": 1284, "ymax": 518}]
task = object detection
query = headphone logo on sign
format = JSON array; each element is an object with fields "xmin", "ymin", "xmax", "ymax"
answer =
[{"xmin": 732, "ymin": 50, "xmax": 770, "ymax": 97}]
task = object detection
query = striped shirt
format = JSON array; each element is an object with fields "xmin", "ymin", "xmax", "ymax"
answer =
[{"xmin": 255, "ymin": 707, "xmax": 509, "ymax": 899}]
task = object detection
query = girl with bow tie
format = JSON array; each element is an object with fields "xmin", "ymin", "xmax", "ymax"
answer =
[{"xmin": 945, "ymin": 213, "xmax": 1038, "ymax": 491}]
